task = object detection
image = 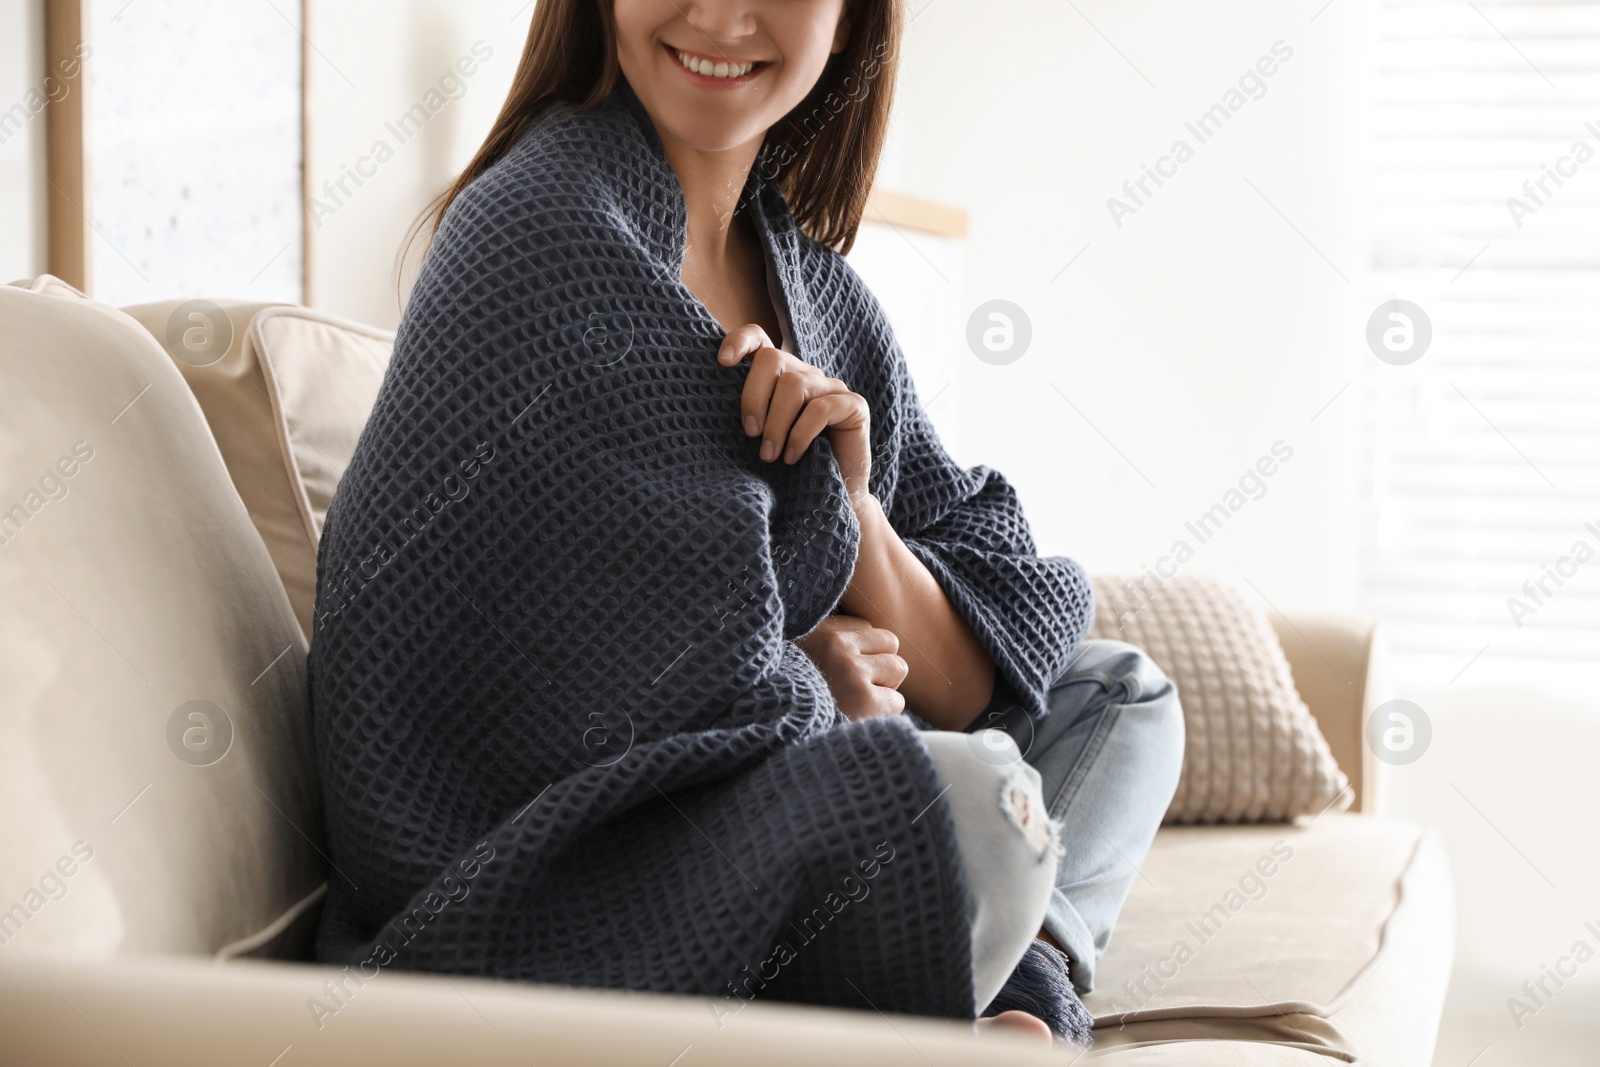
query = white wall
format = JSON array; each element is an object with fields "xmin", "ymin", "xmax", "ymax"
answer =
[
  {"xmin": 844, "ymin": 223, "xmax": 966, "ymax": 457},
  {"xmin": 1394, "ymin": 686, "xmax": 1600, "ymax": 1061},
  {"xmin": 306, "ymin": 0, "xmax": 533, "ymax": 327},
  {"xmin": 0, "ymin": 0, "xmax": 47, "ymax": 282},
  {"xmin": 883, "ymin": 0, "xmax": 1367, "ymax": 615}
]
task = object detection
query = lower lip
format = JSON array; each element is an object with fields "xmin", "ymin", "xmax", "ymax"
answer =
[{"xmin": 662, "ymin": 42, "xmax": 769, "ymax": 90}]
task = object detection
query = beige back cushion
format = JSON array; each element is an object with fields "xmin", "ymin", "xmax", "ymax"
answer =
[
  {"xmin": 1088, "ymin": 574, "xmax": 1352, "ymax": 824},
  {"xmin": 120, "ymin": 302, "xmax": 394, "ymax": 640},
  {"xmin": 0, "ymin": 286, "xmax": 324, "ymax": 958}
]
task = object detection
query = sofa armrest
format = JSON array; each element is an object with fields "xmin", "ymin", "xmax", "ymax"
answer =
[
  {"xmin": 0, "ymin": 951, "xmax": 1057, "ymax": 1067},
  {"xmin": 1270, "ymin": 613, "xmax": 1388, "ymax": 816}
]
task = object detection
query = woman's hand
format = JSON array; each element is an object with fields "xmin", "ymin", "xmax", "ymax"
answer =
[
  {"xmin": 717, "ymin": 325, "xmax": 872, "ymax": 504},
  {"xmin": 719, "ymin": 326, "xmax": 996, "ymax": 729},
  {"xmin": 796, "ymin": 614, "xmax": 909, "ymax": 721}
]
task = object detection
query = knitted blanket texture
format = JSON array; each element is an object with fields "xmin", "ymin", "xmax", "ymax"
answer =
[{"xmin": 308, "ymin": 74, "xmax": 1093, "ymax": 1022}]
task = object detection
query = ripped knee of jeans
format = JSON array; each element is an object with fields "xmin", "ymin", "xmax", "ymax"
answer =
[{"xmin": 997, "ymin": 773, "xmax": 1064, "ymax": 863}]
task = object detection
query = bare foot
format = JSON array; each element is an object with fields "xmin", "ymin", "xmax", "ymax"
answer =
[{"xmin": 975, "ymin": 1009, "xmax": 1053, "ymax": 1045}]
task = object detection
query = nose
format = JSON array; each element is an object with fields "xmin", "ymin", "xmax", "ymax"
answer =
[{"xmin": 681, "ymin": 0, "xmax": 757, "ymax": 47}]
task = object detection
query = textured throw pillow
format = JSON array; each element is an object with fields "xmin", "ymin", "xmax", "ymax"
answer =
[
  {"xmin": 120, "ymin": 302, "xmax": 393, "ymax": 640},
  {"xmin": 1086, "ymin": 574, "xmax": 1351, "ymax": 824}
]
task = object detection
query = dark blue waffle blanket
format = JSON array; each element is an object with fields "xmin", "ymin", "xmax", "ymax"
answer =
[{"xmin": 308, "ymin": 74, "xmax": 1093, "ymax": 1023}]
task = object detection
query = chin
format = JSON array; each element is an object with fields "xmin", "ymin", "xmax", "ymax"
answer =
[{"xmin": 651, "ymin": 110, "xmax": 772, "ymax": 155}]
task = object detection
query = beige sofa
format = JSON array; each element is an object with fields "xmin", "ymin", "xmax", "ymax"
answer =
[{"xmin": 0, "ymin": 282, "xmax": 1453, "ymax": 1065}]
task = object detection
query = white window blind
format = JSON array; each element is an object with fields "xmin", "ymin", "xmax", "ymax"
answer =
[{"xmin": 1363, "ymin": 0, "xmax": 1600, "ymax": 696}]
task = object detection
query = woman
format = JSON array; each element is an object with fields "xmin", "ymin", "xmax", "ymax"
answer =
[{"xmin": 309, "ymin": 0, "xmax": 1184, "ymax": 1046}]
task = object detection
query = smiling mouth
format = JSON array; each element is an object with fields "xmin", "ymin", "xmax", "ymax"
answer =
[{"xmin": 662, "ymin": 41, "xmax": 772, "ymax": 82}]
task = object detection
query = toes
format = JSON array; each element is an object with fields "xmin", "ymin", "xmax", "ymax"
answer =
[{"xmin": 975, "ymin": 1010, "xmax": 1053, "ymax": 1046}]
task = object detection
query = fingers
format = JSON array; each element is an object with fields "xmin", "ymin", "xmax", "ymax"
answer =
[
  {"xmin": 717, "ymin": 324, "xmax": 776, "ymax": 367},
  {"xmin": 872, "ymin": 686, "xmax": 907, "ymax": 718},
  {"xmin": 841, "ymin": 679, "xmax": 906, "ymax": 721},
  {"xmin": 720, "ymin": 327, "xmax": 870, "ymax": 482},
  {"xmin": 850, "ymin": 628, "xmax": 907, "ymax": 697},
  {"xmin": 861, "ymin": 652, "xmax": 910, "ymax": 690},
  {"xmin": 739, "ymin": 351, "xmax": 839, "ymax": 463},
  {"xmin": 793, "ymin": 615, "xmax": 909, "ymax": 722},
  {"xmin": 748, "ymin": 366, "xmax": 859, "ymax": 464},
  {"xmin": 783, "ymin": 391, "xmax": 865, "ymax": 464},
  {"xmin": 740, "ymin": 346, "xmax": 786, "ymax": 439},
  {"xmin": 848, "ymin": 624, "xmax": 899, "ymax": 656},
  {"xmin": 760, "ymin": 362, "xmax": 812, "ymax": 463}
]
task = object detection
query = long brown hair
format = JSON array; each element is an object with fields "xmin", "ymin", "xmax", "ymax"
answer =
[{"xmin": 400, "ymin": 0, "xmax": 902, "ymax": 277}]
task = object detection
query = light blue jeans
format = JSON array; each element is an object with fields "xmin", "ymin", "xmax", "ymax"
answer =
[{"xmin": 921, "ymin": 639, "xmax": 1185, "ymax": 1004}]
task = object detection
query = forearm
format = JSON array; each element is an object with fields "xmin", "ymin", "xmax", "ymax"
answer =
[{"xmin": 839, "ymin": 496, "xmax": 996, "ymax": 730}]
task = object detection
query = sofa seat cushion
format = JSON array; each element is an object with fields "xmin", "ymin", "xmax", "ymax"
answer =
[
  {"xmin": 1087, "ymin": 1041, "xmax": 1339, "ymax": 1065},
  {"xmin": 1085, "ymin": 815, "xmax": 1453, "ymax": 1064}
]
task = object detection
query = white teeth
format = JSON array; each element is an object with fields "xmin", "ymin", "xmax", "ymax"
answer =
[{"xmin": 673, "ymin": 48, "xmax": 754, "ymax": 79}]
